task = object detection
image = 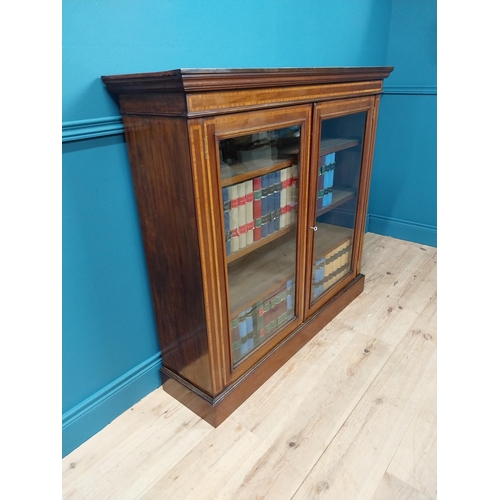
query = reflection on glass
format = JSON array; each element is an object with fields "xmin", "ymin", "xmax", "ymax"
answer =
[
  {"xmin": 219, "ymin": 126, "xmax": 301, "ymax": 366},
  {"xmin": 311, "ymin": 112, "xmax": 367, "ymax": 303}
]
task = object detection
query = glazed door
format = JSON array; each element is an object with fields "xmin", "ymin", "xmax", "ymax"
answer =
[
  {"xmin": 205, "ymin": 105, "xmax": 312, "ymax": 384},
  {"xmin": 305, "ymin": 96, "xmax": 377, "ymax": 316}
]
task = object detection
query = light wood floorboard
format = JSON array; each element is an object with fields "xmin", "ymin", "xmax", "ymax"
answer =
[{"xmin": 62, "ymin": 233, "xmax": 437, "ymax": 499}]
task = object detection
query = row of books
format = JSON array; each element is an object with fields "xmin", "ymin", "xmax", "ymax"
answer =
[
  {"xmin": 317, "ymin": 153, "xmax": 336, "ymax": 211},
  {"xmin": 231, "ymin": 279, "xmax": 295, "ymax": 364},
  {"xmin": 311, "ymin": 239, "xmax": 351, "ymax": 300},
  {"xmin": 222, "ymin": 165, "xmax": 299, "ymax": 256}
]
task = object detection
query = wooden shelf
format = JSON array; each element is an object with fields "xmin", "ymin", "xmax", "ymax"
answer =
[
  {"xmin": 319, "ymin": 137, "xmax": 360, "ymax": 156},
  {"xmin": 220, "ymin": 158, "xmax": 293, "ymax": 187},
  {"xmin": 227, "ymin": 231, "xmax": 295, "ymax": 316},
  {"xmin": 226, "ymin": 224, "xmax": 295, "ymax": 264},
  {"xmin": 313, "ymin": 223, "xmax": 353, "ymax": 261},
  {"xmin": 227, "ymin": 222, "xmax": 352, "ymax": 316},
  {"xmin": 279, "ymin": 137, "xmax": 360, "ymax": 158},
  {"xmin": 316, "ymin": 187, "xmax": 356, "ymax": 217}
]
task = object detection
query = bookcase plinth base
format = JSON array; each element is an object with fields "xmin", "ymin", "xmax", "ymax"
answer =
[{"xmin": 161, "ymin": 273, "xmax": 365, "ymax": 426}]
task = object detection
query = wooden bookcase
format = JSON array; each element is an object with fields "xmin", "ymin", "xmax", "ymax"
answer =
[{"xmin": 102, "ymin": 67, "xmax": 393, "ymax": 425}]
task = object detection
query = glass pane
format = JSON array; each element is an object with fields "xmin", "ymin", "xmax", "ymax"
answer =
[
  {"xmin": 219, "ymin": 126, "xmax": 301, "ymax": 367},
  {"xmin": 311, "ymin": 112, "xmax": 367, "ymax": 303}
]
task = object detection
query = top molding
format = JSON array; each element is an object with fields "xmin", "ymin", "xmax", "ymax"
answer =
[{"xmin": 101, "ymin": 67, "xmax": 394, "ymax": 94}]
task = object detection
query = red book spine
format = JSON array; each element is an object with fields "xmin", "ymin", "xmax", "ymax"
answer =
[{"xmin": 253, "ymin": 177, "xmax": 262, "ymax": 241}]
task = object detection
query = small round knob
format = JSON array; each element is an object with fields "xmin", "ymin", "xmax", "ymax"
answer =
[{"xmin": 310, "ymin": 226, "xmax": 318, "ymax": 231}]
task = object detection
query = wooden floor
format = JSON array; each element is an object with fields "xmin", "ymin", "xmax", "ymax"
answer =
[{"xmin": 62, "ymin": 233, "xmax": 437, "ymax": 500}]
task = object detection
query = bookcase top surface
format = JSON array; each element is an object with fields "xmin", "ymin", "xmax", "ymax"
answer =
[{"xmin": 101, "ymin": 66, "xmax": 394, "ymax": 94}]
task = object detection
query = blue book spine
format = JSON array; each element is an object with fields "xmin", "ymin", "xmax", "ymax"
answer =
[
  {"xmin": 265, "ymin": 173, "xmax": 272, "ymax": 236},
  {"xmin": 268, "ymin": 172, "xmax": 276, "ymax": 235},
  {"xmin": 239, "ymin": 312, "xmax": 248, "ymax": 357},
  {"xmin": 286, "ymin": 279, "xmax": 294, "ymax": 317},
  {"xmin": 261, "ymin": 174, "xmax": 269, "ymax": 238},
  {"xmin": 245, "ymin": 307, "xmax": 254, "ymax": 352},
  {"xmin": 313, "ymin": 258, "xmax": 325, "ymax": 299}
]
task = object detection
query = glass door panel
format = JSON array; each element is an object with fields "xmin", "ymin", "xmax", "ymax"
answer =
[
  {"xmin": 218, "ymin": 126, "xmax": 301, "ymax": 367},
  {"xmin": 310, "ymin": 112, "xmax": 367, "ymax": 304}
]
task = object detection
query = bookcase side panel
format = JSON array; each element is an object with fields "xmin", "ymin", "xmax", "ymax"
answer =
[
  {"xmin": 122, "ymin": 115, "xmax": 213, "ymax": 395},
  {"xmin": 353, "ymin": 94, "xmax": 381, "ymax": 274},
  {"xmin": 186, "ymin": 119, "xmax": 228, "ymax": 396}
]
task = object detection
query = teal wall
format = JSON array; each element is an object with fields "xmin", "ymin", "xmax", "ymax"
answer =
[
  {"xmin": 62, "ymin": 0, "xmax": 435, "ymax": 457},
  {"xmin": 368, "ymin": 0, "xmax": 437, "ymax": 245}
]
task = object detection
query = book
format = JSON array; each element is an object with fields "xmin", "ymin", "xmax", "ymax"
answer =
[
  {"xmin": 313, "ymin": 257, "xmax": 325, "ymax": 299},
  {"xmin": 263, "ymin": 298, "xmax": 272, "ymax": 336},
  {"xmin": 322, "ymin": 250, "xmax": 331, "ymax": 290},
  {"xmin": 269, "ymin": 292, "xmax": 279, "ymax": 332},
  {"xmin": 286, "ymin": 279, "xmax": 295, "ymax": 319},
  {"xmin": 222, "ymin": 187, "xmax": 231, "ymax": 255},
  {"xmin": 245, "ymin": 307, "xmax": 255, "ymax": 353},
  {"xmin": 273, "ymin": 170, "xmax": 281, "ymax": 233},
  {"xmin": 318, "ymin": 165, "xmax": 325, "ymax": 209},
  {"xmin": 290, "ymin": 164, "xmax": 298, "ymax": 223},
  {"xmin": 256, "ymin": 301, "xmax": 265, "ymax": 340},
  {"xmin": 237, "ymin": 182, "xmax": 247, "ymax": 249},
  {"xmin": 238, "ymin": 310, "xmax": 248, "ymax": 357},
  {"xmin": 268, "ymin": 172, "xmax": 276, "ymax": 235},
  {"xmin": 228, "ymin": 184, "xmax": 240, "ymax": 253},
  {"xmin": 253, "ymin": 177, "xmax": 262, "ymax": 241},
  {"xmin": 277, "ymin": 286, "xmax": 288, "ymax": 327},
  {"xmin": 284, "ymin": 167, "xmax": 292, "ymax": 226},
  {"xmin": 231, "ymin": 318, "xmax": 240, "ymax": 361},
  {"xmin": 318, "ymin": 155, "xmax": 325, "ymax": 209},
  {"xmin": 261, "ymin": 174, "xmax": 269, "ymax": 238},
  {"xmin": 245, "ymin": 180, "xmax": 254, "ymax": 246},
  {"xmin": 280, "ymin": 168, "xmax": 287, "ymax": 229}
]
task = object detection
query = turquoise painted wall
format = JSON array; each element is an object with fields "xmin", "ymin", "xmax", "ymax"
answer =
[
  {"xmin": 368, "ymin": 0, "xmax": 437, "ymax": 246},
  {"xmin": 63, "ymin": 0, "xmax": 437, "ymax": 457}
]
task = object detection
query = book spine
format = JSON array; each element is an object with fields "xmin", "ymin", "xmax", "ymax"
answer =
[
  {"xmin": 263, "ymin": 298, "xmax": 272, "ymax": 336},
  {"xmin": 331, "ymin": 153, "xmax": 335, "ymax": 193},
  {"xmin": 279, "ymin": 169, "xmax": 287, "ymax": 229},
  {"xmin": 237, "ymin": 182, "xmax": 247, "ymax": 249},
  {"xmin": 231, "ymin": 318, "xmax": 241, "ymax": 363},
  {"xmin": 238, "ymin": 311, "xmax": 248, "ymax": 358},
  {"xmin": 277, "ymin": 286, "xmax": 288, "ymax": 327},
  {"xmin": 313, "ymin": 257, "xmax": 325, "ymax": 299},
  {"xmin": 269, "ymin": 293, "xmax": 279, "ymax": 333},
  {"xmin": 261, "ymin": 174, "xmax": 269, "ymax": 238},
  {"xmin": 284, "ymin": 167, "xmax": 292, "ymax": 226},
  {"xmin": 256, "ymin": 301, "xmax": 265, "ymax": 342},
  {"xmin": 324, "ymin": 250, "xmax": 334, "ymax": 290},
  {"xmin": 228, "ymin": 184, "xmax": 240, "ymax": 253},
  {"xmin": 245, "ymin": 180, "xmax": 254, "ymax": 246},
  {"xmin": 222, "ymin": 187, "xmax": 231, "ymax": 256},
  {"xmin": 274, "ymin": 170, "xmax": 281, "ymax": 231},
  {"xmin": 318, "ymin": 160, "xmax": 325, "ymax": 210},
  {"xmin": 253, "ymin": 177, "xmax": 262, "ymax": 241},
  {"xmin": 286, "ymin": 279, "xmax": 295, "ymax": 320},
  {"xmin": 268, "ymin": 173, "xmax": 276, "ymax": 236},
  {"xmin": 245, "ymin": 307, "xmax": 255, "ymax": 353},
  {"xmin": 326, "ymin": 153, "xmax": 335, "ymax": 205},
  {"xmin": 273, "ymin": 171, "xmax": 280, "ymax": 233},
  {"xmin": 290, "ymin": 164, "xmax": 298, "ymax": 223}
]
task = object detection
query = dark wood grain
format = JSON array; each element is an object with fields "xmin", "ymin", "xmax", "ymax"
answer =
[
  {"xmin": 102, "ymin": 67, "xmax": 394, "ymax": 94},
  {"xmin": 122, "ymin": 115, "xmax": 213, "ymax": 395},
  {"xmin": 161, "ymin": 274, "xmax": 365, "ymax": 426},
  {"xmin": 102, "ymin": 67, "xmax": 392, "ymax": 422}
]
